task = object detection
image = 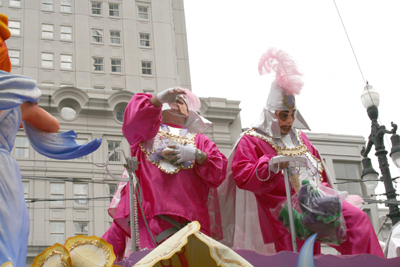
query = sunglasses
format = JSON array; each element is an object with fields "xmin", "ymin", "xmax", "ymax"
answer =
[{"xmin": 277, "ymin": 110, "xmax": 296, "ymax": 121}]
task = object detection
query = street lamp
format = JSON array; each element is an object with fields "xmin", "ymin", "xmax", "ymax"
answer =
[
  {"xmin": 390, "ymin": 133, "xmax": 400, "ymax": 168},
  {"xmin": 360, "ymin": 82, "xmax": 400, "ymax": 226},
  {"xmin": 361, "ymin": 157, "xmax": 379, "ymax": 190}
]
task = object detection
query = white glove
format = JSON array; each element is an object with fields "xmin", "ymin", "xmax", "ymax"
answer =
[
  {"xmin": 269, "ymin": 155, "xmax": 289, "ymax": 173},
  {"xmin": 157, "ymin": 88, "xmax": 182, "ymax": 104},
  {"xmin": 173, "ymin": 145, "xmax": 197, "ymax": 163}
]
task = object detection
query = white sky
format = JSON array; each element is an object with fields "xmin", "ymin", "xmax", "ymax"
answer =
[{"xmin": 183, "ymin": 1, "xmax": 400, "ymax": 193}]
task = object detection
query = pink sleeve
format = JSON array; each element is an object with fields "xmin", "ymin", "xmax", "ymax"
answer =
[
  {"xmin": 122, "ymin": 93, "xmax": 162, "ymax": 147},
  {"xmin": 232, "ymin": 135, "xmax": 282, "ymax": 195},
  {"xmin": 300, "ymin": 131, "xmax": 329, "ymax": 184},
  {"xmin": 194, "ymin": 134, "xmax": 228, "ymax": 188}
]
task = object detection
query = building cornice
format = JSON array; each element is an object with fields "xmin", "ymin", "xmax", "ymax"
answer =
[
  {"xmin": 108, "ymin": 90, "xmax": 134, "ymax": 110},
  {"xmin": 200, "ymin": 97, "xmax": 241, "ymax": 124},
  {"xmin": 52, "ymin": 86, "xmax": 90, "ymax": 108},
  {"xmin": 306, "ymin": 131, "xmax": 366, "ymax": 145}
]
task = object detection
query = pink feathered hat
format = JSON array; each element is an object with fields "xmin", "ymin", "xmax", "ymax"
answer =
[{"xmin": 252, "ymin": 48, "xmax": 310, "ymax": 137}]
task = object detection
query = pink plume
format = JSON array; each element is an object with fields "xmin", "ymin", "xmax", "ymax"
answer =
[
  {"xmin": 176, "ymin": 87, "xmax": 201, "ymax": 112},
  {"xmin": 258, "ymin": 47, "xmax": 303, "ymax": 95},
  {"xmin": 345, "ymin": 194, "xmax": 364, "ymax": 209}
]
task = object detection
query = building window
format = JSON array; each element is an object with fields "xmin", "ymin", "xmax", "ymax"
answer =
[
  {"xmin": 74, "ymin": 222, "xmax": 88, "ymax": 236},
  {"xmin": 50, "ymin": 222, "xmax": 65, "ymax": 244},
  {"xmin": 42, "ymin": 0, "xmax": 53, "ymax": 11},
  {"xmin": 42, "ymin": 24, "xmax": 53, "ymax": 38},
  {"xmin": 116, "ymin": 109, "xmax": 124, "ymax": 122},
  {"xmin": 110, "ymin": 31, "xmax": 120, "ymax": 44},
  {"xmin": 60, "ymin": 55, "xmax": 72, "ymax": 69},
  {"xmin": 93, "ymin": 57, "xmax": 103, "ymax": 71},
  {"xmin": 109, "ymin": 3, "xmax": 119, "ymax": 17},
  {"xmin": 75, "ymin": 139, "xmax": 87, "ymax": 160},
  {"xmin": 139, "ymin": 33, "xmax": 150, "ymax": 47},
  {"xmin": 141, "ymin": 61, "xmax": 152, "ymax": 75},
  {"xmin": 8, "ymin": 21, "xmax": 20, "ymax": 36},
  {"xmin": 9, "ymin": 0, "xmax": 20, "ymax": 7},
  {"xmin": 41, "ymin": 53, "xmax": 53, "ymax": 68},
  {"xmin": 14, "ymin": 136, "xmax": 29, "ymax": 157},
  {"xmin": 91, "ymin": 2, "xmax": 101, "ymax": 15},
  {"xmin": 60, "ymin": 26, "xmax": 72, "ymax": 40},
  {"xmin": 60, "ymin": 0, "xmax": 71, "ymax": 12},
  {"xmin": 60, "ymin": 106, "xmax": 76, "ymax": 120},
  {"xmin": 108, "ymin": 184, "xmax": 118, "ymax": 195},
  {"xmin": 334, "ymin": 162, "xmax": 363, "ymax": 196},
  {"xmin": 111, "ymin": 59, "xmax": 121, "ymax": 73},
  {"xmin": 108, "ymin": 141, "xmax": 120, "ymax": 161},
  {"xmin": 22, "ymin": 181, "xmax": 29, "ymax": 199},
  {"xmin": 93, "ymin": 86, "xmax": 104, "ymax": 90},
  {"xmin": 9, "ymin": 50, "xmax": 20, "ymax": 65},
  {"xmin": 92, "ymin": 29, "xmax": 103, "ymax": 43},
  {"xmin": 74, "ymin": 184, "xmax": 88, "ymax": 205},
  {"xmin": 50, "ymin": 183, "xmax": 65, "ymax": 206},
  {"xmin": 138, "ymin": 6, "xmax": 148, "ymax": 20}
]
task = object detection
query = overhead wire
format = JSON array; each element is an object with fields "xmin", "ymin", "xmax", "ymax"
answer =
[
  {"xmin": 23, "ymin": 205, "xmax": 114, "ymax": 210},
  {"xmin": 333, "ymin": 0, "xmax": 400, "ymax": 178},
  {"xmin": 333, "ymin": 0, "xmax": 365, "ymax": 84},
  {"xmin": 22, "ymin": 175, "xmax": 117, "ymax": 184},
  {"xmin": 26, "ymin": 196, "xmax": 112, "ymax": 203}
]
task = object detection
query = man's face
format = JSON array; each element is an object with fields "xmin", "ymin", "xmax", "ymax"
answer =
[
  {"xmin": 165, "ymin": 95, "xmax": 189, "ymax": 117},
  {"xmin": 275, "ymin": 110, "xmax": 296, "ymax": 134}
]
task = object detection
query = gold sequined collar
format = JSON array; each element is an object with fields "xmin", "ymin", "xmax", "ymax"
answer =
[
  {"xmin": 140, "ymin": 125, "xmax": 198, "ymax": 174},
  {"xmin": 245, "ymin": 128, "xmax": 324, "ymax": 178}
]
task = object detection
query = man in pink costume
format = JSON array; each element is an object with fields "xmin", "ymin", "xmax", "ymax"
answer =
[
  {"xmin": 229, "ymin": 48, "xmax": 383, "ymax": 257},
  {"xmin": 103, "ymin": 88, "xmax": 227, "ymax": 258}
]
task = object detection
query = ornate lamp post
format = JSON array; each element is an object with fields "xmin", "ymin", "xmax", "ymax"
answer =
[{"xmin": 360, "ymin": 82, "xmax": 400, "ymax": 226}]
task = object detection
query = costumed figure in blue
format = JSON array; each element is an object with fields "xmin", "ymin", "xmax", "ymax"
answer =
[{"xmin": 0, "ymin": 14, "xmax": 101, "ymax": 266}]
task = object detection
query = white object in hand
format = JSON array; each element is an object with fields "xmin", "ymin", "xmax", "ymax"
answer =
[{"xmin": 173, "ymin": 145, "xmax": 197, "ymax": 163}]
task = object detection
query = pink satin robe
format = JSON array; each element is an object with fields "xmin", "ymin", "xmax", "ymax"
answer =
[
  {"xmin": 232, "ymin": 131, "xmax": 384, "ymax": 257},
  {"xmin": 103, "ymin": 93, "xmax": 227, "ymax": 255}
]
